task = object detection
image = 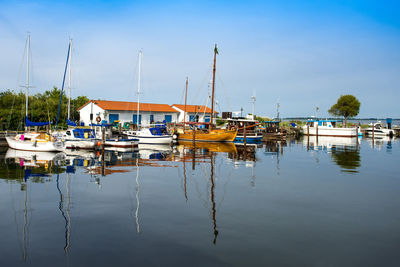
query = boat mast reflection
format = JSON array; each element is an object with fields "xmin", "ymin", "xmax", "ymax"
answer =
[{"xmin": 210, "ymin": 152, "xmax": 218, "ymax": 244}]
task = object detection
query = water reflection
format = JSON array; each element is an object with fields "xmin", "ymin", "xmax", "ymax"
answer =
[
  {"xmin": 330, "ymin": 146, "xmax": 361, "ymax": 173},
  {"xmin": 264, "ymin": 140, "xmax": 287, "ymax": 176},
  {"xmin": 0, "ymin": 137, "xmax": 399, "ymax": 266},
  {"xmin": 303, "ymin": 136, "xmax": 361, "ymax": 173}
]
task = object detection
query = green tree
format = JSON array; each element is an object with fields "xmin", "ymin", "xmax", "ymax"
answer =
[
  {"xmin": 328, "ymin": 95, "xmax": 360, "ymax": 127},
  {"xmin": 0, "ymin": 87, "xmax": 89, "ymax": 130}
]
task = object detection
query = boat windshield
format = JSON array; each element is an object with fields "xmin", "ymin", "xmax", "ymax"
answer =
[{"xmin": 149, "ymin": 127, "xmax": 168, "ymax": 136}]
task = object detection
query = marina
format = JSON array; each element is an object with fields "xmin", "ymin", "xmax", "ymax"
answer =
[
  {"xmin": 1, "ymin": 1, "xmax": 399, "ymax": 265},
  {"xmin": 1, "ymin": 137, "xmax": 399, "ymax": 266}
]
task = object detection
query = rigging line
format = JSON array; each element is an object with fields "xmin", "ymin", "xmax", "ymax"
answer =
[
  {"xmin": 55, "ymin": 42, "xmax": 71, "ymax": 129},
  {"xmin": 190, "ymin": 65, "xmax": 212, "ymax": 105},
  {"xmin": 10, "ymin": 181, "xmax": 24, "ymax": 257},
  {"xmin": 217, "ymin": 71, "xmax": 232, "ymax": 111},
  {"xmin": 179, "ymin": 80, "xmax": 186, "ymax": 105},
  {"xmin": 56, "ymin": 172, "xmax": 69, "ymax": 252},
  {"xmin": 8, "ymin": 39, "xmax": 29, "ymax": 129}
]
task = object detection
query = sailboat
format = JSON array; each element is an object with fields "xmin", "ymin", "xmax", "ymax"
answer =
[
  {"xmin": 6, "ymin": 34, "xmax": 65, "ymax": 152},
  {"xmin": 126, "ymin": 50, "xmax": 173, "ymax": 144},
  {"xmin": 176, "ymin": 45, "xmax": 237, "ymax": 142},
  {"xmin": 52, "ymin": 39, "xmax": 97, "ymax": 149}
]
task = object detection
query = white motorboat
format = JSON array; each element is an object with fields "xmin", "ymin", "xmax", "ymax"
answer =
[
  {"xmin": 302, "ymin": 120, "xmax": 359, "ymax": 137},
  {"xmin": 126, "ymin": 125, "xmax": 173, "ymax": 144},
  {"xmin": 364, "ymin": 122, "xmax": 394, "ymax": 137},
  {"xmin": 53, "ymin": 128, "xmax": 98, "ymax": 149}
]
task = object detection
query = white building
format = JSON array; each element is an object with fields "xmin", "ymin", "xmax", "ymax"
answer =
[
  {"xmin": 171, "ymin": 104, "xmax": 216, "ymax": 123},
  {"xmin": 78, "ymin": 100, "xmax": 179, "ymax": 126}
]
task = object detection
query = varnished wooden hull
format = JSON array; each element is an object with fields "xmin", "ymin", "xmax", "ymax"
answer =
[
  {"xmin": 177, "ymin": 141, "xmax": 237, "ymax": 153},
  {"xmin": 177, "ymin": 129, "xmax": 237, "ymax": 142}
]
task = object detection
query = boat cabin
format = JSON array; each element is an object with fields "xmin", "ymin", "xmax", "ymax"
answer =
[
  {"xmin": 226, "ymin": 119, "xmax": 259, "ymax": 136},
  {"xmin": 306, "ymin": 120, "xmax": 342, "ymax": 128},
  {"xmin": 66, "ymin": 128, "xmax": 96, "ymax": 139}
]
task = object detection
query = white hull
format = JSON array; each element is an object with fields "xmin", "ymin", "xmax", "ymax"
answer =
[
  {"xmin": 105, "ymin": 139, "xmax": 138, "ymax": 148},
  {"xmin": 65, "ymin": 139, "xmax": 96, "ymax": 149},
  {"xmin": 5, "ymin": 148, "xmax": 64, "ymax": 162},
  {"xmin": 364, "ymin": 129, "xmax": 394, "ymax": 137},
  {"xmin": 137, "ymin": 135, "xmax": 173, "ymax": 144},
  {"xmin": 303, "ymin": 136, "xmax": 359, "ymax": 148},
  {"xmin": 6, "ymin": 136, "xmax": 65, "ymax": 152},
  {"xmin": 303, "ymin": 126, "xmax": 358, "ymax": 137}
]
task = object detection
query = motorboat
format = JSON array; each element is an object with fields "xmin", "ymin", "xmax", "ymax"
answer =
[
  {"xmin": 302, "ymin": 120, "xmax": 359, "ymax": 137},
  {"xmin": 53, "ymin": 128, "xmax": 98, "ymax": 149},
  {"xmin": 126, "ymin": 125, "xmax": 173, "ymax": 144},
  {"xmin": 364, "ymin": 122, "xmax": 394, "ymax": 137}
]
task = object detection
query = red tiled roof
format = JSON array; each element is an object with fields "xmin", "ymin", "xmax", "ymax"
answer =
[
  {"xmin": 172, "ymin": 104, "xmax": 217, "ymax": 114},
  {"xmin": 78, "ymin": 100, "xmax": 178, "ymax": 113}
]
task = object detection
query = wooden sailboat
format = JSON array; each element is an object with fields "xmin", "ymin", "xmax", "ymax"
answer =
[{"xmin": 177, "ymin": 45, "xmax": 237, "ymax": 142}]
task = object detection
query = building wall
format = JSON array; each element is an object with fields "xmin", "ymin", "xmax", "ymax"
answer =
[
  {"xmin": 79, "ymin": 104, "xmax": 179, "ymax": 126},
  {"xmin": 171, "ymin": 106, "xmax": 210, "ymax": 123},
  {"xmin": 79, "ymin": 103, "xmax": 105, "ymax": 125},
  {"xmin": 107, "ymin": 110, "xmax": 178, "ymax": 125}
]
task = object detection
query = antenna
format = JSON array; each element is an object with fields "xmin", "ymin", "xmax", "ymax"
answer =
[
  {"xmin": 276, "ymin": 99, "xmax": 280, "ymax": 120},
  {"xmin": 251, "ymin": 94, "xmax": 256, "ymax": 119}
]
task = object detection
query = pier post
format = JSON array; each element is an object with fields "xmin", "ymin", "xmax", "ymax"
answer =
[
  {"xmin": 192, "ymin": 128, "xmax": 196, "ymax": 170},
  {"xmin": 356, "ymin": 127, "xmax": 359, "ymax": 147},
  {"xmin": 101, "ymin": 126, "xmax": 105, "ymax": 176},
  {"xmin": 372, "ymin": 124, "xmax": 375, "ymax": 148},
  {"xmin": 244, "ymin": 124, "xmax": 247, "ymax": 146}
]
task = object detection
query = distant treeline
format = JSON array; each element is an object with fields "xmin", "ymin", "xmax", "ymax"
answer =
[{"xmin": 0, "ymin": 87, "xmax": 88, "ymax": 130}]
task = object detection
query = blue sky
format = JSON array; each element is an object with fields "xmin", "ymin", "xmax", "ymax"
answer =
[{"xmin": 1, "ymin": 0, "xmax": 399, "ymax": 118}]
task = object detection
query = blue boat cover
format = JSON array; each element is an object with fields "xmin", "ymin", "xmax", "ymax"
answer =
[
  {"xmin": 25, "ymin": 117, "xmax": 51, "ymax": 127},
  {"xmin": 67, "ymin": 119, "xmax": 77, "ymax": 126}
]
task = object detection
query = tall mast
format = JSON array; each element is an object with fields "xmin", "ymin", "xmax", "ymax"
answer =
[
  {"xmin": 183, "ymin": 77, "xmax": 188, "ymax": 132},
  {"xmin": 136, "ymin": 50, "xmax": 142, "ymax": 128},
  {"xmin": 210, "ymin": 44, "xmax": 218, "ymax": 130},
  {"xmin": 25, "ymin": 34, "xmax": 30, "ymax": 130},
  {"xmin": 68, "ymin": 38, "xmax": 72, "ymax": 120}
]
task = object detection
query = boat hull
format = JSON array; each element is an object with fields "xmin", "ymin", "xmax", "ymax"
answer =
[
  {"xmin": 65, "ymin": 140, "xmax": 96, "ymax": 149},
  {"xmin": 6, "ymin": 136, "xmax": 64, "ymax": 152},
  {"xmin": 177, "ymin": 129, "xmax": 237, "ymax": 142},
  {"xmin": 137, "ymin": 135, "xmax": 173, "ymax": 144},
  {"xmin": 105, "ymin": 139, "xmax": 138, "ymax": 148},
  {"xmin": 364, "ymin": 129, "xmax": 394, "ymax": 137},
  {"xmin": 302, "ymin": 126, "xmax": 358, "ymax": 137},
  {"xmin": 234, "ymin": 135, "xmax": 263, "ymax": 143}
]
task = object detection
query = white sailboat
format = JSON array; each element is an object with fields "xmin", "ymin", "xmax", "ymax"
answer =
[
  {"xmin": 52, "ymin": 39, "xmax": 97, "ymax": 149},
  {"xmin": 6, "ymin": 34, "xmax": 65, "ymax": 152},
  {"xmin": 126, "ymin": 51, "xmax": 173, "ymax": 144}
]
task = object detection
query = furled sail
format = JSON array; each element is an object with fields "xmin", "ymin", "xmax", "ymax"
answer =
[{"xmin": 25, "ymin": 117, "xmax": 51, "ymax": 127}]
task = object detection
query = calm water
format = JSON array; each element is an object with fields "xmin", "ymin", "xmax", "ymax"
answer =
[{"xmin": 0, "ymin": 137, "xmax": 399, "ymax": 267}]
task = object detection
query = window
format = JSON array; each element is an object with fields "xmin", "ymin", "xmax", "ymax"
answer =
[
  {"xmin": 109, "ymin": 114, "xmax": 119, "ymax": 123},
  {"xmin": 133, "ymin": 114, "xmax": 142, "ymax": 125},
  {"xmin": 165, "ymin": 115, "xmax": 172, "ymax": 123}
]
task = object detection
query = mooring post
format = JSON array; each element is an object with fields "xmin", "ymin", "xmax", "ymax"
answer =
[
  {"xmin": 244, "ymin": 124, "xmax": 247, "ymax": 147},
  {"xmin": 101, "ymin": 126, "xmax": 105, "ymax": 176},
  {"xmin": 372, "ymin": 124, "xmax": 375, "ymax": 148},
  {"xmin": 192, "ymin": 128, "xmax": 196, "ymax": 170}
]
